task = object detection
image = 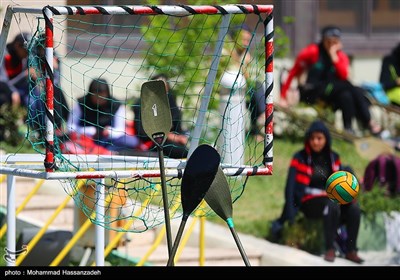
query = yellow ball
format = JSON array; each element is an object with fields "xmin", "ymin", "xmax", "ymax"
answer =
[{"xmin": 325, "ymin": 171, "xmax": 360, "ymax": 204}]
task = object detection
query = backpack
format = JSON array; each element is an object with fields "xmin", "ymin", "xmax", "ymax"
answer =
[
  {"xmin": 363, "ymin": 153, "xmax": 400, "ymax": 195},
  {"xmin": 361, "ymin": 82, "xmax": 390, "ymax": 105}
]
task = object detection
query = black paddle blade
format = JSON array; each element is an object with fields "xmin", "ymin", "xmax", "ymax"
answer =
[
  {"xmin": 181, "ymin": 144, "xmax": 220, "ymax": 219},
  {"xmin": 204, "ymin": 167, "xmax": 233, "ymax": 221},
  {"xmin": 140, "ymin": 80, "xmax": 172, "ymax": 147}
]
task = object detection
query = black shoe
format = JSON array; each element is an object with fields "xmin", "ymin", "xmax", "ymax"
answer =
[{"xmin": 269, "ymin": 220, "xmax": 283, "ymax": 242}]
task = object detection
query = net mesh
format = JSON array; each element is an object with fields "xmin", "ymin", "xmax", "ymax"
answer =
[{"xmin": 6, "ymin": 5, "xmax": 272, "ymax": 233}]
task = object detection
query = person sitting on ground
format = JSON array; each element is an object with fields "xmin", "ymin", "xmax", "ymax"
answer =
[
  {"xmin": 2, "ymin": 32, "xmax": 69, "ymax": 138},
  {"xmin": 67, "ymin": 77, "xmax": 140, "ymax": 153},
  {"xmin": 270, "ymin": 120, "xmax": 364, "ymax": 264},
  {"xmin": 3, "ymin": 33, "xmax": 31, "ymax": 107},
  {"xmin": 279, "ymin": 25, "xmax": 380, "ymax": 136},
  {"xmin": 379, "ymin": 42, "xmax": 400, "ymax": 107},
  {"xmin": 16, "ymin": 33, "xmax": 69, "ymax": 136},
  {"xmin": 26, "ymin": 32, "xmax": 70, "ymax": 135},
  {"xmin": 133, "ymin": 73, "xmax": 189, "ymax": 159}
]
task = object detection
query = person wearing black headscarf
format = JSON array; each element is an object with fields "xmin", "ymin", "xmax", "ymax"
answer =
[
  {"xmin": 270, "ymin": 120, "xmax": 364, "ymax": 263},
  {"xmin": 67, "ymin": 78, "xmax": 139, "ymax": 152},
  {"xmin": 3, "ymin": 33, "xmax": 30, "ymax": 105}
]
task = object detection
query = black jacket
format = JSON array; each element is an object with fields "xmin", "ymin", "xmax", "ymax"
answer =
[
  {"xmin": 279, "ymin": 120, "xmax": 342, "ymax": 224},
  {"xmin": 379, "ymin": 45, "xmax": 400, "ymax": 91}
]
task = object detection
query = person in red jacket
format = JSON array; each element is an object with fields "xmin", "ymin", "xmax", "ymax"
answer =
[
  {"xmin": 3, "ymin": 33, "xmax": 30, "ymax": 106},
  {"xmin": 280, "ymin": 26, "xmax": 380, "ymax": 135},
  {"xmin": 270, "ymin": 120, "xmax": 364, "ymax": 263}
]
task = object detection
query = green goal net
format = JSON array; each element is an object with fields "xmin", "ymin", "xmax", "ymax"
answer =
[{"xmin": 0, "ymin": 4, "xmax": 274, "ymax": 233}]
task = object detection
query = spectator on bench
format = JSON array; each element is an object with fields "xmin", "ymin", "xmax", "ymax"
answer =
[{"xmin": 280, "ymin": 25, "xmax": 381, "ymax": 136}]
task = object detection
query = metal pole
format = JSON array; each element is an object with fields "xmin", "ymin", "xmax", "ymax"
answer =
[
  {"xmin": 6, "ymin": 175, "xmax": 16, "ymax": 266},
  {"xmin": 95, "ymin": 178, "xmax": 105, "ymax": 266},
  {"xmin": 187, "ymin": 14, "xmax": 231, "ymax": 157}
]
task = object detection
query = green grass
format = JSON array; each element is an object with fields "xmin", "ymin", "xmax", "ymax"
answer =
[{"xmin": 0, "ymin": 236, "xmax": 5, "ymax": 266}]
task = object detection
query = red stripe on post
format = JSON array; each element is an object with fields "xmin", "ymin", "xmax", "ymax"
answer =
[
  {"xmin": 131, "ymin": 7, "xmax": 157, "ymax": 14},
  {"xmin": 266, "ymin": 41, "xmax": 273, "ymax": 73},
  {"xmin": 191, "ymin": 6, "xmax": 220, "ymax": 14},
  {"xmin": 46, "ymin": 76, "xmax": 54, "ymax": 111},
  {"xmin": 76, "ymin": 175, "xmax": 106, "ymax": 179},
  {"xmin": 45, "ymin": 24, "xmax": 53, "ymax": 48},
  {"xmin": 265, "ymin": 103, "xmax": 273, "ymax": 134},
  {"xmin": 243, "ymin": 5, "xmax": 273, "ymax": 13}
]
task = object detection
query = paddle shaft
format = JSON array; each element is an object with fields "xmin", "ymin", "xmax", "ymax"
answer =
[
  {"xmin": 157, "ymin": 146, "xmax": 173, "ymax": 257},
  {"xmin": 228, "ymin": 224, "xmax": 251, "ymax": 266},
  {"xmin": 167, "ymin": 217, "xmax": 188, "ymax": 266}
]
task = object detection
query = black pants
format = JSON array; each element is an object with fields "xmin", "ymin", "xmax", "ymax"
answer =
[
  {"xmin": 301, "ymin": 80, "xmax": 372, "ymax": 130},
  {"xmin": 301, "ymin": 196, "xmax": 361, "ymax": 252}
]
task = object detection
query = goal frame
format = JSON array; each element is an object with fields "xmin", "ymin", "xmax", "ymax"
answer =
[{"xmin": 0, "ymin": 4, "xmax": 274, "ymax": 179}]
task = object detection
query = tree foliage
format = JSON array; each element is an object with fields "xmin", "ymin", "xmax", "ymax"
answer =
[{"xmin": 141, "ymin": 0, "xmax": 290, "ymax": 97}]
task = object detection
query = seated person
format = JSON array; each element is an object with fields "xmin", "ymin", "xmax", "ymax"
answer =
[
  {"xmin": 270, "ymin": 120, "xmax": 364, "ymax": 264},
  {"xmin": 67, "ymin": 77, "xmax": 139, "ymax": 153},
  {"xmin": 3, "ymin": 33, "xmax": 30, "ymax": 107},
  {"xmin": 2, "ymin": 32, "xmax": 69, "ymax": 137},
  {"xmin": 379, "ymin": 42, "xmax": 400, "ymax": 107},
  {"xmin": 29, "ymin": 32, "xmax": 70, "ymax": 134},
  {"xmin": 280, "ymin": 26, "xmax": 380, "ymax": 135},
  {"xmin": 133, "ymin": 73, "xmax": 189, "ymax": 159}
]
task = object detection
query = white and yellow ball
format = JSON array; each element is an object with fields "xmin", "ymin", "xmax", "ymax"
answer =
[{"xmin": 325, "ymin": 171, "xmax": 360, "ymax": 204}]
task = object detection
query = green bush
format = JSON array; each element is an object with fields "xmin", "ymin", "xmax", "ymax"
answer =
[
  {"xmin": 280, "ymin": 214, "xmax": 324, "ymax": 255},
  {"xmin": 358, "ymin": 185, "xmax": 400, "ymax": 221},
  {"xmin": 0, "ymin": 104, "xmax": 26, "ymax": 147}
]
